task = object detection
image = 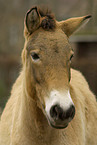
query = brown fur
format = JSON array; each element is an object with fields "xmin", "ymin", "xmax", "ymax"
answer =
[
  {"xmin": 0, "ymin": 6, "xmax": 97, "ymax": 145},
  {"xmin": 38, "ymin": 6, "xmax": 56, "ymax": 30}
]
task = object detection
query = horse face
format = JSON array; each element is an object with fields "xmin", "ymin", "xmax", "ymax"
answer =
[
  {"xmin": 22, "ymin": 6, "xmax": 91, "ymax": 128},
  {"xmin": 24, "ymin": 30, "xmax": 75, "ymax": 128}
]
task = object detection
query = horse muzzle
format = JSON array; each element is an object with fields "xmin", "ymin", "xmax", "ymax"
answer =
[{"xmin": 47, "ymin": 104, "xmax": 75, "ymax": 129}]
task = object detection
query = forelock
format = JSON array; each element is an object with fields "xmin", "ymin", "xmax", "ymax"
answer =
[{"xmin": 38, "ymin": 6, "xmax": 56, "ymax": 30}]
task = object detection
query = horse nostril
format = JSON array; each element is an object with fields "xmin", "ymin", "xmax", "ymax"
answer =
[
  {"xmin": 50, "ymin": 105, "xmax": 57, "ymax": 118},
  {"xmin": 50, "ymin": 105, "xmax": 65, "ymax": 120},
  {"xmin": 66, "ymin": 105, "xmax": 75, "ymax": 119}
]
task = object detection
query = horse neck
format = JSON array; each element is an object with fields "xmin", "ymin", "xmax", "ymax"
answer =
[{"xmin": 20, "ymin": 71, "xmax": 53, "ymax": 137}]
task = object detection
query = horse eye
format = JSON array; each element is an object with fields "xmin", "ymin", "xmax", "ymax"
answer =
[
  {"xmin": 31, "ymin": 52, "xmax": 40, "ymax": 61},
  {"xmin": 70, "ymin": 55, "xmax": 74, "ymax": 61}
]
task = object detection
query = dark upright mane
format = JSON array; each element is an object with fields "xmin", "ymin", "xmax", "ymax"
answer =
[{"xmin": 38, "ymin": 6, "xmax": 56, "ymax": 30}]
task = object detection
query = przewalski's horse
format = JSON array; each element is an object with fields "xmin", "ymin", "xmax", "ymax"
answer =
[{"xmin": 0, "ymin": 6, "xmax": 97, "ymax": 145}]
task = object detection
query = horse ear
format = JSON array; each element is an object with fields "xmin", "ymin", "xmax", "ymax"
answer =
[
  {"xmin": 25, "ymin": 7, "xmax": 40, "ymax": 35},
  {"xmin": 58, "ymin": 15, "xmax": 91, "ymax": 37}
]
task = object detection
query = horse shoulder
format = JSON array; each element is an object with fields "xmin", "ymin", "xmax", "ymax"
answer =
[
  {"xmin": 70, "ymin": 68, "xmax": 96, "ymax": 103},
  {"xmin": 0, "ymin": 71, "xmax": 23, "ymax": 145},
  {"xmin": 70, "ymin": 68, "xmax": 97, "ymax": 145}
]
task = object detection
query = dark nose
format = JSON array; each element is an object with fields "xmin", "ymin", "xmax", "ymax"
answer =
[{"xmin": 50, "ymin": 104, "xmax": 75, "ymax": 121}]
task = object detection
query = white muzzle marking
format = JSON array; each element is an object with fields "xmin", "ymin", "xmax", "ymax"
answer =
[{"xmin": 45, "ymin": 90, "xmax": 74, "ymax": 119}]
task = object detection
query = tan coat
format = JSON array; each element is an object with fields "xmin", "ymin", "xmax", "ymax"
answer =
[
  {"xmin": 0, "ymin": 6, "xmax": 97, "ymax": 145},
  {"xmin": 0, "ymin": 69, "xmax": 97, "ymax": 145}
]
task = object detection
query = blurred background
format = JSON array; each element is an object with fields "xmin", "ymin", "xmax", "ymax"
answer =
[{"xmin": 0, "ymin": 0, "xmax": 97, "ymax": 114}]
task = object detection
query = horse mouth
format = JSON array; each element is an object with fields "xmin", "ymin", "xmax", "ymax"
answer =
[
  {"xmin": 50, "ymin": 121, "xmax": 68, "ymax": 129},
  {"xmin": 46, "ymin": 116, "xmax": 69, "ymax": 129}
]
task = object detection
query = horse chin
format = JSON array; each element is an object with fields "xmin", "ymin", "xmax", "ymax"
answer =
[
  {"xmin": 45, "ymin": 114, "xmax": 69, "ymax": 129},
  {"xmin": 48, "ymin": 120, "xmax": 68, "ymax": 129}
]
